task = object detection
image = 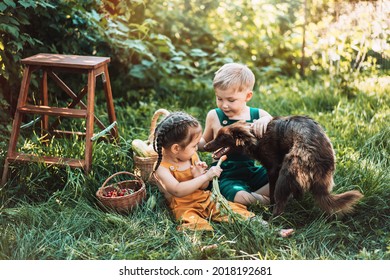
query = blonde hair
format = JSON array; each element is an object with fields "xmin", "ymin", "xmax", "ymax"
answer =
[{"xmin": 213, "ymin": 63, "xmax": 255, "ymax": 92}]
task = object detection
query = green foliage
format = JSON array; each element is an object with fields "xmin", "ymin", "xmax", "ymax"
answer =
[
  {"xmin": 307, "ymin": 1, "xmax": 389, "ymax": 74},
  {"xmin": 0, "ymin": 0, "xmax": 42, "ymax": 111},
  {"xmin": 1, "ymin": 0, "xmax": 389, "ymax": 113},
  {"xmin": 207, "ymin": 0, "xmax": 303, "ymax": 77},
  {"xmin": 94, "ymin": 0, "xmax": 231, "ymax": 104}
]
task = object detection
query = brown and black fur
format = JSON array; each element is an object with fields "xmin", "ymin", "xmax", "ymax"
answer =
[{"xmin": 204, "ymin": 116, "xmax": 363, "ymax": 217}]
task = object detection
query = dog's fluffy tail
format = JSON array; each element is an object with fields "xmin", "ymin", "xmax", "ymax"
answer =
[{"xmin": 315, "ymin": 190, "xmax": 363, "ymax": 217}]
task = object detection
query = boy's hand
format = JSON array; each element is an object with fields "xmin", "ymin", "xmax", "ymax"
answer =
[
  {"xmin": 252, "ymin": 116, "xmax": 273, "ymax": 138},
  {"xmin": 191, "ymin": 161, "xmax": 208, "ymax": 178}
]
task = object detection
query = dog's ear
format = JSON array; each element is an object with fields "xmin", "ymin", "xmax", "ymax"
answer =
[{"xmin": 229, "ymin": 121, "xmax": 257, "ymax": 146}]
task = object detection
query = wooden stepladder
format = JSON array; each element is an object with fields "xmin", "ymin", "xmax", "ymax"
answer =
[{"xmin": 1, "ymin": 53, "xmax": 118, "ymax": 186}]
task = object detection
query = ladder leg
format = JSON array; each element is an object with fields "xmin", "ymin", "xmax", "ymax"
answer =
[
  {"xmin": 41, "ymin": 70, "xmax": 49, "ymax": 135},
  {"xmin": 102, "ymin": 64, "xmax": 118, "ymax": 140},
  {"xmin": 1, "ymin": 66, "xmax": 33, "ymax": 185},
  {"xmin": 1, "ymin": 161, "xmax": 10, "ymax": 187},
  {"xmin": 9, "ymin": 66, "xmax": 33, "ymax": 152},
  {"xmin": 84, "ymin": 70, "xmax": 96, "ymax": 173}
]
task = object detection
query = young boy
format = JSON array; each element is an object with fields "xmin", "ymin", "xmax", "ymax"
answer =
[{"xmin": 198, "ymin": 63, "xmax": 273, "ymax": 206}]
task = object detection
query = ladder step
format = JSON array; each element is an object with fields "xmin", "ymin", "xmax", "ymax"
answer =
[
  {"xmin": 7, "ymin": 153, "xmax": 86, "ymax": 169},
  {"xmin": 18, "ymin": 105, "xmax": 87, "ymax": 118},
  {"xmin": 51, "ymin": 130, "xmax": 87, "ymax": 138}
]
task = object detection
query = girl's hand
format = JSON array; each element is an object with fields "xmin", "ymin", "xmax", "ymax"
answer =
[
  {"xmin": 205, "ymin": 166, "xmax": 222, "ymax": 181},
  {"xmin": 191, "ymin": 161, "xmax": 208, "ymax": 178},
  {"xmin": 252, "ymin": 116, "xmax": 272, "ymax": 138}
]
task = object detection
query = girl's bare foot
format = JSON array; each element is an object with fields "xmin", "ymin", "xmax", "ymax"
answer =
[{"xmin": 279, "ymin": 228, "xmax": 294, "ymax": 238}]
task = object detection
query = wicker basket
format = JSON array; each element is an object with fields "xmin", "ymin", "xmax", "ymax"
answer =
[
  {"xmin": 133, "ymin": 154, "xmax": 158, "ymax": 182},
  {"xmin": 133, "ymin": 109, "xmax": 170, "ymax": 182},
  {"xmin": 96, "ymin": 171, "xmax": 146, "ymax": 213}
]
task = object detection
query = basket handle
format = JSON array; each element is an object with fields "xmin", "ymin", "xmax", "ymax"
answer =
[
  {"xmin": 101, "ymin": 171, "xmax": 143, "ymax": 189},
  {"xmin": 147, "ymin": 109, "xmax": 170, "ymax": 143}
]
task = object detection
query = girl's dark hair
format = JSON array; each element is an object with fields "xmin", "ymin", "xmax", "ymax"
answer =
[{"xmin": 153, "ymin": 111, "xmax": 201, "ymax": 171}]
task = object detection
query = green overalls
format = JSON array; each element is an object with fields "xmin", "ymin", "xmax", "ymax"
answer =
[{"xmin": 210, "ymin": 108, "xmax": 268, "ymax": 201}]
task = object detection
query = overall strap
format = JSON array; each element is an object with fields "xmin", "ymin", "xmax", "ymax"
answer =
[
  {"xmin": 215, "ymin": 108, "xmax": 229, "ymax": 126},
  {"xmin": 249, "ymin": 107, "xmax": 260, "ymax": 122},
  {"xmin": 215, "ymin": 107, "xmax": 260, "ymax": 126}
]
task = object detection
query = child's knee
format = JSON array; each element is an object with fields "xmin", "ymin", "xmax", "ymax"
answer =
[
  {"xmin": 255, "ymin": 183, "xmax": 270, "ymax": 196},
  {"xmin": 233, "ymin": 191, "xmax": 255, "ymax": 205}
]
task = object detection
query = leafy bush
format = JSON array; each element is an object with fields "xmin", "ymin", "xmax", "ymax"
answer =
[{"xmin": 1, "ymin": 0, "xmax": 389, "ymax": 115}]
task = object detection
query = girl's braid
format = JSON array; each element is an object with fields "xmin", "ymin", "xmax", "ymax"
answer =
[{"xmin": 153, "ymin": 112, "xmax": 200, "ymax": 171}]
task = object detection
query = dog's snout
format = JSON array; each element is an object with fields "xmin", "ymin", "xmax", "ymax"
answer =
[
  {"xmin": 203, "ymin": 140, "xmax": 219, "ymax": 152},
  {"xmin": 203, "ymin": 142, "xmax": 211, "ymax": 151}
]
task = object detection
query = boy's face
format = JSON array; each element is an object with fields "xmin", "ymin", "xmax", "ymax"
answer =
[{"xmin": 215, "ymin": 87, "xmax": 252, "ymax": 118}]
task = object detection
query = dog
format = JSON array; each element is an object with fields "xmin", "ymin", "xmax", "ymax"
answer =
[{"xmin": 203, "ymin": 116, "xmax": 363, "ymax": 217}]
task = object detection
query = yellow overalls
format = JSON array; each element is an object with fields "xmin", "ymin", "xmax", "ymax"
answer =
[{"xmin": 158, "ymin": 153, "xmax": 254, "ymax": 231}]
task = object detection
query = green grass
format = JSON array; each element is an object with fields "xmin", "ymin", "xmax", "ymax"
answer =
[{"xmin": 0, "ymin": 74, "xmax": 389, "ymax": 260}]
